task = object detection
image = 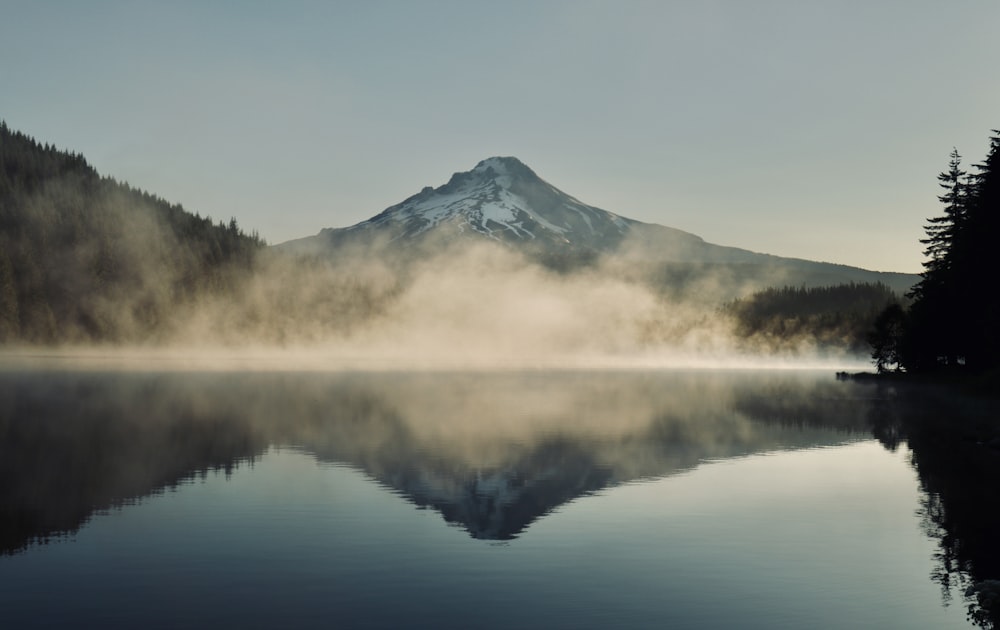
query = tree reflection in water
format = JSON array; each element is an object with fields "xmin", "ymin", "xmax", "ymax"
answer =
[
  {"xmin": 758, "ymin": 377, "xmax": 1000, "ymax": 628},
  {"xmin": 1, "ymin": 370, "xmax": 864, "ymax": 549},
  {"xmin": 873, "ymin": 384, "xmax": 1000, "ymax": 629},
  {"xmin": 0, "ymin": 368, "xmax": 997, "ymax": 626}
]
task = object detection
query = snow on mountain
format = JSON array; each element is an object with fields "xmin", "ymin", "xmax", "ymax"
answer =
[
  {"xmin": 275, "ymin": 156, "xmax": 919, "ymax": 295},
  {"xmin": 340, "ymin": 156, "xmax": 636, "ymax": 250},
  {"xmin": 277, "ymin": 156, "xmax": 685, "ymax": 257}
]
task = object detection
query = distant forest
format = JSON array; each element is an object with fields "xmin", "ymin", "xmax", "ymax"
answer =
[
  {"xmin": 724, "ymin": 282, "xmax": 902, "ymax": 354},
  {"xmin": 869, "ymin": 130, "xmax": 1000, "ymax": 375},
  {"xmin": 0, "ymin": 121, "xmax": 265, "ymax": 342}
]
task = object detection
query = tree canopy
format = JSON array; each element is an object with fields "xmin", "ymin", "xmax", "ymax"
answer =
[
  {"xmin": 0, "ymin": 121, "xmax": 265, "ymax": 343},
  {"xmin": 871, "ymin": 129, "xmax": 1000, "ymax": 374},
  {"xmin": 724, "ymin": 282, "xmax": 901, "ymax": 354}
]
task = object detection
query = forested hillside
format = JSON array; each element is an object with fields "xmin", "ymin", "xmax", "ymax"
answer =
[
  {"xmin": 724, "ymin": 282, "xmax": 902, "ymax": 353},
  {"xmin": 0, "ymin": 122, "xmax": 265, "ymax": 343}
]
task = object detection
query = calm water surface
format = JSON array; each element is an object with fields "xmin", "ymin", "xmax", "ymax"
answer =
[{"xmin": 0, "ymin": 366, "xmax": 996, "ymax": 628}]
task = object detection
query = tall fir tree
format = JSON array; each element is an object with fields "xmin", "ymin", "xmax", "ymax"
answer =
[
  {"xmin": 961, "ymin": 131, "xmax": 1000, "ymax": 369},
  {"xmin": 899, "ymin": 131, "xmax": 1000, "ymax": 373},
  {"xmin": 917, "ymin": 149, "xmax": 967, "ymax": 281}
]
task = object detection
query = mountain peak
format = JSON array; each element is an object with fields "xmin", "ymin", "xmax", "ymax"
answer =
[
  {"xmin": 440, "ymin": 156, "xmax": 539, "ymax": 192},
  {"xmin": 346, "ymin": 156, "xmax": 632, "ymax": 249},
  {"xmin": 471, "ymin": 156, "xmax": 530, "ymax": 175}
]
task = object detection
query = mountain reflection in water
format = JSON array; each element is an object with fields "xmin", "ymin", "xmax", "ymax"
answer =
[
  {"xmin": 0, "ymin": 368, "xmax": 997, "ymax": 627},
  {"xmin": 1, "ymin": 369, "xmax": 868, "ymax": 550}
]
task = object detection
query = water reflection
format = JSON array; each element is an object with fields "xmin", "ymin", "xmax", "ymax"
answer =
[
  {"xmin": 0, "ymin": 371, "xmax": 269, "ymax": 555},
  {"xmin": 0, "ymin": 367, "xmax": 996, "ymax": 625},
  {"xmin": 0, "ymin": 369, "xmax": 872, "ymax": 552},
  {"xmin": 864, "ymin": 382, "xmax": 1000, "ymax": 629},
  {"xmin": 729, "ymin": 375, "xmax": 1000, "ymax": 627}
]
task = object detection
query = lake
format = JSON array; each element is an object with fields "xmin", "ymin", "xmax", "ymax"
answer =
[{"xmin": 1, "ymin": 362, "xmax": 997, "ymax": 628}]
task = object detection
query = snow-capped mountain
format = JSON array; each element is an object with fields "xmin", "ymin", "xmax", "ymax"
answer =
[
  {"xmin": 277, "ymin": 156, "xmax": 918, "ymax": 294},
  {"xmin": 278, "ymin": 155, "xmax": 705, "ymax": 257},
  {"xmin": 350, "ymin": 156, "xmax": 636, "ymax": 250}
]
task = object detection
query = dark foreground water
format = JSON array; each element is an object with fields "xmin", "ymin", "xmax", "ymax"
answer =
[{"xmin": 1, "ymin": 365, "xmax": 997, "ymax": 628}]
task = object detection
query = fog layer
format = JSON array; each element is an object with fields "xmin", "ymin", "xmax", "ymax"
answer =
[{"xmin": 178, "ymin": 239, "xmax": 873, "ymax": 368}]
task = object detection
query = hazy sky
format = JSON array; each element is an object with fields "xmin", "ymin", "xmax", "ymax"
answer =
[{"xmin": 2, "ymin": 1, "xmax": 997, "ymax": 272}]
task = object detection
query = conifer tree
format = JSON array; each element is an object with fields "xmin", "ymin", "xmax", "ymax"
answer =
[
  {"xmin": 898, "ymin": 131, "xmax": 1000, "ymax": 373},
  {"xmin": 917, "ymin": 149, "xmax": 966, "ymax": 282},
  {"xmin": 960, "ymin": 131, "xmax": 1000, "ymax": 369},
  {"xmin": 868, "ymin": 302, "xmax": 905, "ymax": 373}
]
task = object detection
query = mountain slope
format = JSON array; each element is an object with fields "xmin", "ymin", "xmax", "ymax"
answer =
[
  {"xmin": 0, "ymin": 122, "xmax": 265, "ymax": 343},
  {"xmin": 278, "ymin": 156, "xmax": 918, "ymax": 295}
]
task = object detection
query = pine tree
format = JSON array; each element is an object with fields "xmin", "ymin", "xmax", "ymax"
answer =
[
  {"xmin": 916, "ymin": 149, "xmax": 967, "ymax": 285},
  {"xmin": 960, "ymin": 131, "xmax": 1000, "ymax": 369},
  {"xmin": 902, "ymin": 150, "xmax": 969, "ymax": 370},
  {"xmin": 900, "ymin": 131, "xmax": 1000, "ymax": 373},
  {"xmin": 868, "ymin": 302, "xmax": 905, "ymax": 373}
]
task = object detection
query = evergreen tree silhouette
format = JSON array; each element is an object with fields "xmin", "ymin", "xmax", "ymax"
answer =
[{"xmin": 895, "ymin": 130, "xmax": 1000, "ymax": 373}]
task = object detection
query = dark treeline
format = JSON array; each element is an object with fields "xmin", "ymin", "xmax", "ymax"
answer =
[
  {"xmin": 870, "ymin": 130, "xmax": 1000, "ymax": 375},
  {"xmin": 0, "ymin": 121, "xmax": 266, "ymax": 343},
  {"xmin": 724, "ymin": 282, "xmax": 902, "ymax": 353}
]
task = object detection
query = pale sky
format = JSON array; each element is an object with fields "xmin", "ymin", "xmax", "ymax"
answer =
[{"xmin": 2, "ymin": 1, "xmax": 997, "ymax": 273}]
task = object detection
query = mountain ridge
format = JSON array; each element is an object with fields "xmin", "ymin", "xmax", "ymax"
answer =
[{"xmin": 277, "ymin": 156, "xmax": 918, "ymax": 295}]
